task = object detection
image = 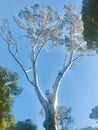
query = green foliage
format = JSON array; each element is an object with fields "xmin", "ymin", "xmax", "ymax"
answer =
[
  {"xmin": 40, "ymin": 105, "xmax": 73, "ymax": 130},
  {"xmin": 0, "ymin": 66, "xmax": 22, "ymax": 129},
  {"xmin": 57, "ymin": 106, "xmax": 73, "ymax": 130},
  {"xmin": 82, "ymin": 0, "xmax": 98, "ymax": 52},
  {"xmin": 6, "ymin": 119, "xmax": 38, "ymax": 130}
]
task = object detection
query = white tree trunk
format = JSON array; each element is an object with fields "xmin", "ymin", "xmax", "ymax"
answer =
[{"xmin": 43, "ymin": 102, "xmax": 57, "ymax": 130}]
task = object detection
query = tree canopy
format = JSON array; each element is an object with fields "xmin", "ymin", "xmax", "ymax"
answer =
[
  {"xmin": 0, "ymin": 66, "xmax": 22, "ymax": 129},
  {"xmin": 57, "ymin": 106, "xmax": 73, "ymax": 130},
  {"xmin": 82, "ymin": 0, "xmax": 98, "ymax": 53},
  {"xmin": 89, "ymin": 106, "xmax": 98, "ymax": 123},
  {"xmin": 6, "ymin": 119, "xmax": 38, "ymax": 130}
]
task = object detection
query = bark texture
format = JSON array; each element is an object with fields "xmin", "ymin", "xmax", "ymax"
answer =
[{"xmin": 43, "ymin": 103, "xmax": 57, "ymax": 130}]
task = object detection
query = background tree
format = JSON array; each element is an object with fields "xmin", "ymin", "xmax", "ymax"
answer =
[
  {"xmin": 0, "ymin": 3, "xmax": 92, "ymax": 130},
  {"xmin": 82, "ymin": 0, "xmax": 98, "ymax": 53},
  {"xmin": 75, "ymin": 127, "xmax": 98, "ymax": 130},
  {"xmin": 57, "ymin": 106, "xmax": 73, "ymax": 130},
  {"xmin": 0, "ymin": 66, "xmax": 22, "ymax": 130},
  {"xmin": 15, "ymin": 119, "xmax": 37, "ymax": 130},
  {"xmin": 6, "ymin": 119, "xmax": 38, "ymax": 130},
  {"xmin": 89, "ymin": 106, "xmax": 98, "ymax": 123},
  {"xmin": 40, "ymin": 105, "xmax": 73, "ymax": 130}
]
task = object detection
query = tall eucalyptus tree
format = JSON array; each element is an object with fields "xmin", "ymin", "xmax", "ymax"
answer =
[{"xmin": 0, "ymin": 4, "xmax": 90, "ymax": 130}]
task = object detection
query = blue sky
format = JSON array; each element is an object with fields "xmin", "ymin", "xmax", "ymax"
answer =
[{"xmin": 0, "ymin": 0, "xmax": 98, "ymax": 130}]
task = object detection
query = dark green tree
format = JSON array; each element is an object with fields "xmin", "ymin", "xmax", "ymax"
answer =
[
  {"xmin": 6, "ymin": 119, "xmax": 38, "ymax": 130},
  {"xmin": 0, "ymin": 66, "xmax": 22, "ymax": 130},
  {"xmin": 82, "ymin": 0, "xmax": 98, "ymax": 52},
  {"xmin": 89, "ymin": 106, "xmax": 98, "ymax": 123}
]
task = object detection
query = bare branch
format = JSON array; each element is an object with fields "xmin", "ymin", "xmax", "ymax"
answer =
[
  {"xmin": 31, "ymin": 45, "xmax": 48, "ymax": 107},
  {"xmin": 34, "ymin": 45, "xmax": 43, "ymax": 63},
  {"xmin": 72, "ymin": 55, "xmax": 83, "ymax": 63},
  {"xmin": 7, "ymin": 44, "xmax": 34, "ymax": 85},
  {"xmin": 51, "ymin": 52, "xmax": 73, "ymax": 106},
  {"xmin": 51, "ymin": 41, "xmax": 85, "ymax": 105},
  {"xmin": 26, "ymin": 67, "xmax": 33, "ymax": 73},
  {"xmin": 0, "ymin": 32, "xmax": 9, "ymax": 44},
  {"xmin": 1, "ymin": 29, "xmax": 48, "ymax": 107},
  {"xmin": 63, "ymin": 51, "xmax": 68, "ymax": 67}
]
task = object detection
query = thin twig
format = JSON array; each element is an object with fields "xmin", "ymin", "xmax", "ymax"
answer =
[
  {"xmin": 72, "ymin": 54, "xmax": 83, "ymax": 63},
  {"xmin": 63, "ymin": 51, "xmax": 68, "ymax": 67}
]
